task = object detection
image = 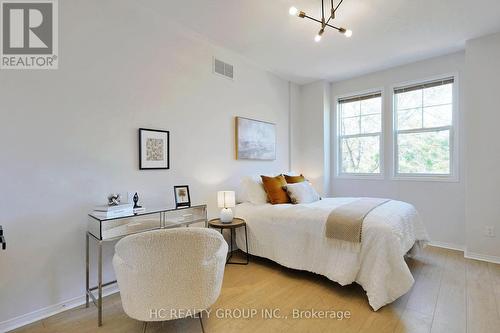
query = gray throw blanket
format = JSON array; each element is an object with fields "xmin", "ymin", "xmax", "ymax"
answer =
[{"xmin": 325, "ymin": 198, "xmax": 390, "ymax": 243}]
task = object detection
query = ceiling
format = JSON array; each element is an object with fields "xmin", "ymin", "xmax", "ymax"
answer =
[{"xmin": 140, "ymin": 0, "xmax": 500, "ymax": 84}]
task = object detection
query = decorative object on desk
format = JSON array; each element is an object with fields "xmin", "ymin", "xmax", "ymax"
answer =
[
  {"xmin": 217, "ymin": 191, "xmax": 236, "ymax": 223},
  {"xmin": 132, "ymin": 192, "xmax": 145, "ymax": 214},
  {"xmin": 93, "ymin": 203, "xmax": 133, "ymax": 218},
  {"xmin": 107, "ymin": 193, "xmax": 121, "ymax": 206},
  {"xmin": 139, "ymin": 128, "xmax": 170, "ymax": 170},
  {"xmin": 235, "ymin": 116, "xmax": 276, "ymax": 160},
  {"xmin": 132, "ymin": 192, "xmax": 142, "ymax": 209},
  {"xmin": 174, "ymin": 185, "xmax": 191, "ymax": 208},
  {"xmin": 0, "ymin": 225, "xmax": 5, "ymax": 250}
]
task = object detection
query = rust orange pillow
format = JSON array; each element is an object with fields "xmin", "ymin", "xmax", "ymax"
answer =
[
  {"xmin": 261, "ymin": 175, "xmax": 290, "ymax": 204},
  {"xmin": 284, "ymin": 174, "xmax": 306, "ymax": 184}
]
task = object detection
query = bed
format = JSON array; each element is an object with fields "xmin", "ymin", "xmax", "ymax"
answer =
[{"xmin": 234, "ymin": 197, "xmax": 429, "ymax": 311}]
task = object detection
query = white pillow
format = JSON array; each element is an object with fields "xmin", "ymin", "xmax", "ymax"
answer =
[
  {"xmin": 237, "ymin": 176, "xmax": 268, "ymax": 205},
  {"xmin": 284, "ymin": 182, "xmax": 320, "ymax": 204}
]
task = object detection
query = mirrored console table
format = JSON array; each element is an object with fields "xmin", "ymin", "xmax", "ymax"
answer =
[{"xmin": 86, "ymin": 204, "xmax": 207, "ymax": 326}]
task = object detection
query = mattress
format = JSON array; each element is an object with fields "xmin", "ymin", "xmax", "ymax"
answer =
[{"xmin": 234, "ymin": 197, "xmax": 429, "ymax": 310}]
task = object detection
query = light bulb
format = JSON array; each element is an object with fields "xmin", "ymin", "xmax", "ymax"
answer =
[
  {"xmin": 314, "ymin": 28, "xmax": 324, "ymax": 42},
  {"xmin": 289, "ymin": 6, "xmax": 298, "ymax": 16},
  {"xmin": 344, "ymin": 29, "xmax": 353, "ymax": 38}
]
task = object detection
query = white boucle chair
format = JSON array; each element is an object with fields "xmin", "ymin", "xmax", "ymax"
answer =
[{"xmin": 112, "ymin": 228, "xmax": 228, "ymax": 333}]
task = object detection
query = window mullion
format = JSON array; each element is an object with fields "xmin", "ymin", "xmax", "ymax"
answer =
[
  {"xmin": 396, "ymin": 125, "xmax": 451, "ymax": 135},
  {"xmin": 340, "ymin": 132, "xmax": 381, "ymax": 139},
  {"xmin": 421, "ymin": 90, "xmax": 424, "ymax": 128},
  {"xmin": 358, "ymin": 101, "xmax": 362, "ymax": 134}
]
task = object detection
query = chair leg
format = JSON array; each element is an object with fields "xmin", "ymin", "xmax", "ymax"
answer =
[
  {"xmin": 199, "ymin": 316, "xmax": 205, "ymax": 333},
  {"xmin": 142, "ymin": 321, "xmax": 147, "ymax": 333}
]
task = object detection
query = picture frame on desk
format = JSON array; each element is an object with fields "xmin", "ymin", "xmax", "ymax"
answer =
[
  {"xmin": 139, "ymin": 128, "xmax": 170, "ymax": 170},
  {"xmin": 174, "ymin": 185, "xmax": 191, "ymax": 208}
]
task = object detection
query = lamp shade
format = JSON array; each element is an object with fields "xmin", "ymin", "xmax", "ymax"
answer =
[{"xmin": 217, "ymin": 191, "xmax": 235, "ymax": 208}]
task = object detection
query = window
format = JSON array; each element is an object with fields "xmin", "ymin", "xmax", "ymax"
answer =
[
  {"xmin": 393, "ymin": 77, "xmax": 455, "ymax": 177},
  {"xmin": 337, "ymin": 92, "xmax": 382, "ymax": 176}
]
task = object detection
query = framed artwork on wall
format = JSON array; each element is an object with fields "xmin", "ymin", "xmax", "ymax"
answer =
[
  {"xmin": 235, "ymin": 116, "xmax": 276, "ymax": 160},
  {"xmin": 174, "ymin": 185, "xmax": 191, "ymax": 208},
  {"xmin": 139, "ymin": 128, "xmax": 170, "ymax": 170}
]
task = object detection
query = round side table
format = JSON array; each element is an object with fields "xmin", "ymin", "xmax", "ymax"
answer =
[{"xmin": 208, "ymin": 218, "xmax": 249, "ymax": 265}]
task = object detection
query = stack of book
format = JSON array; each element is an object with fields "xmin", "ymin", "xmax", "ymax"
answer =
[
  {"xmin": 93, "ymin": 203, "xmax": 134, "ymax": 218},
  {"xmin": 133, "ymin": 206, "xmax": 146, "ymax": 214}
]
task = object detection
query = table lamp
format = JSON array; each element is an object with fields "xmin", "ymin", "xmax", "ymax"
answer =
[{"xmin": 217, "ymin": 191, "xmax": 235, "ymax": 223}]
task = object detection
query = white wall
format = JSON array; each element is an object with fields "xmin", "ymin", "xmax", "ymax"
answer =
[
  {"xmin": 290, "ymin": 82, "xmax": 301, "ymax": 171},
  {"xmin": 290, "ymin": 80, "xmax": 331, "ymax": 196},
  {"xmin": 464, "ymin": 32, "xmax": 500, "ymax": 259},
  {"xmin": 0, "ymin": 0, "xmax": 291, "ymax": 326},
  {"xmin": 329, "ymin": 52, "xmax": 466, "ymax": 249}
]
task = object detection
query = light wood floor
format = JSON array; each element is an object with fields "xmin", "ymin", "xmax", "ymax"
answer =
[{"xmin": 12, "ymin": 246, "xmax": 500, "ymax": 333}]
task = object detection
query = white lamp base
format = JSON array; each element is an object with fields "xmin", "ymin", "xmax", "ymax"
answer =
[{"xmin": 220, "ymin": 208, "xmax": 234, "ymax": 223}]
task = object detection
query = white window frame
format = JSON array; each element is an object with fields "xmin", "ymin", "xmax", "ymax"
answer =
[
  {"xmin": 391, "ymin": 73, "xmax": 459, "ymax": 182},
  {"xmin": 334, "ymin": 88, "xmax": 385, "ymax": 180}
]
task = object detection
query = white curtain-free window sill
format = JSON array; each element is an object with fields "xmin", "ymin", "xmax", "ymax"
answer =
[
  {"xmin": 335, "ymin": 173, "xmax": 385, "ymax": 180},
  {"xmin": 391, "ymin": 173, "xmax": 459, "ymax": 182}
]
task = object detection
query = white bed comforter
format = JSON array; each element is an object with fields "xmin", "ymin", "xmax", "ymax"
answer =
[{"xmin": 234, "ymin": 198, "xmax": 429, "ymax": 311}]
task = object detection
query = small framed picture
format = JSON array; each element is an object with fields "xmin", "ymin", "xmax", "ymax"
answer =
[
  {"xmin": 139, "ymin": 128, "xmax": 170, "ymax": 170},
  {"xmin": 174, "ymin": 185, "xmax": 191, "ymax": 208}
]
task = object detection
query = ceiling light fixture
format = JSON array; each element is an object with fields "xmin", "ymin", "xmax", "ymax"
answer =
[{"xmin": 289, "ymin": 0, "xmax": 352, "ymax": 41}]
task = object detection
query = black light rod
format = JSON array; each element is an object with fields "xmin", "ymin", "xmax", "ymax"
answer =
[
  {"xmin": 321, "ymin": 0, "xmax": 325, "ymax": 21},
  {"xmin": 325, "ymin": 22, "xmax": 342, "ymax": 31},
  {"xmin": 304, "ymin": 14, "xmax": 342, "ymax": 31},
  {"xmin": 304, "ymin": 14, "xmax": 323, "ymax": 24},
  {"xmin": 334, "ymin": 0, "xmax": 344, "ymax": 12},
  {"xmin": 326, "ymin": 15, "xmax": 332, "ymax": 25}
]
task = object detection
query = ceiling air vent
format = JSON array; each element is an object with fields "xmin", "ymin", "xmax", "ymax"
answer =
[{"xmin": 213, "ymin": 57, "xmax": 234, "ymax": 80}]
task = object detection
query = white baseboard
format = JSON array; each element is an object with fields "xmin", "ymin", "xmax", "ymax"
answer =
[
  {"xmin": 428, "ymin": 241, "xmax": 465, "ymax": 252},
  {"xmin": 427, "ymin": 242, "xmax": 500, "ymax": 264},
  {"xmin": 0, "ymin": 284, "xmax": 119, "ymax": 333},
  {"xmin": 464, "ymin": 250, "xmax": 500, "ymax": 265}
]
